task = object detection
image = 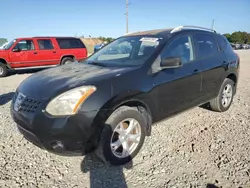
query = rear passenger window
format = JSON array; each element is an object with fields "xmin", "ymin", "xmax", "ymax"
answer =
[
  {"xmin": 195, "ymin": 34, "xmax": 218, "ymax": 58},
  {"xmin": 37, "ymin": 39, "xmax": 54, "ymax": 50},
  {"xmin": 216, "ymin": 35, "xmax": 233, "ymax": 52},
  {"xmin": 56, "ymin": 38, "xmax": 86, "ymax": 49}
]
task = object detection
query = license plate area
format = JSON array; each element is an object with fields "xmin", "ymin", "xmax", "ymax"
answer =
[{"xmin": 14, "ymin": 92, "xmax": 26, "ymax": 112}]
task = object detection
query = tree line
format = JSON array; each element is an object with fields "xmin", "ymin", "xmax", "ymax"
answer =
[
  {"xmin": 97, "ymin": 36, "xmax": 115, "ymax": 43},
  {"xmin": 2, "ymin": 31, "xmax": 249, "ymax": 46},
  {"xmin": 223, "ymin": 31, "xmax": 250, "ymax": 44}
]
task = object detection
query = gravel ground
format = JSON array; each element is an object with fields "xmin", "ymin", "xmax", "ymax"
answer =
[{"xmin": 0, "ymin": 50, "xmax": 250, "ymax": 188}]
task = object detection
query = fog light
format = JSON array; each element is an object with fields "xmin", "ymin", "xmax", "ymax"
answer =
[{"xmin": 51, "ymin": 141, "xmax": 64, "ymax": 150}]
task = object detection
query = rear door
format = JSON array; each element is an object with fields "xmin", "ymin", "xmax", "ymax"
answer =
[
  {"xmin": 9, "ymin": 39, "xmax": 38, "ymax": 68},
  {"xmin": 193, "ymin": 32, "xmax": 226, "ymax": 101},
  {"xmin": 33, "ymin": 38, "xmax": 60, "ymax": 65}
]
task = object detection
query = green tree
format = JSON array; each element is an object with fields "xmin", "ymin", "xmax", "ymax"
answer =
[
  {"xmin": 0, "ymin": 38, "xmax": 7, "ymax": 46},
  {"xmin": 230, "ymin": 32, "xmax": 242, "ymax": 43},
  {"xmin": 223, "ymin": 31, "xmax": 250, "ymax": 44},
  {"xmin": 223, "ymin": 33, "xmax": 232, "ymax": 42},
  {"xmin": 242, "ymin": 32, "xmax": 250, "ymax": 44}
]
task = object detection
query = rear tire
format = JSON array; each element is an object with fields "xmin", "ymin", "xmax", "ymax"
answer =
[
  {"xmin": 61, "ymin": 57, "xmax": 74, "ymax": 65},
  {"xmin": 95, "ymin": 106, "xmax": 146, "ymax": 166},
  {"xmin": 0, "ymin": 62, "xmax": 8, "ymax": 77},
  {"xmin": 210, "ymin": 78, "xmax": 235, "ymax": 112}
]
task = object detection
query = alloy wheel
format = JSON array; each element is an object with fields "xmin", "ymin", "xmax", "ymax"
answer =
[
  {"xmin": 222, "ymin": 84, "xmax": 233, "ymax": 108},
  {"xmin": 110, "ymin": 118, "xmax": 141, "ymax": 158},
  {"xmin": 0, "ymin": 66, "xmax": 3, "ymax": 75},
  {"xmin": 64, "ymin": 60, "xmax": 73, "ymax": 64}
]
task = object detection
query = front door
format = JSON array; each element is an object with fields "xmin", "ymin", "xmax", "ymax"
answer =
[
  {"xmin": 9, "ymin": 39, "xmax": 37, "ymax": 68},
  {"xmin": 152, "ymin": 34, "xmax": 202, "ymax": 120}
]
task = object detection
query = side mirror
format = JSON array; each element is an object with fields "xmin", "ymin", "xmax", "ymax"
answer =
[
  {"xmin": 12, "ymin": 47, "xmax": 21, "ymax": 52},
  {"xmin": 161, "ymin": 57, "xmax": 182, "ymax": 69}
]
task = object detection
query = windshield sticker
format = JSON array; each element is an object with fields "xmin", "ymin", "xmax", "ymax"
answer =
[{"xmin": 140, "ymin": 37, "xmax": 159, "ymax": 43}]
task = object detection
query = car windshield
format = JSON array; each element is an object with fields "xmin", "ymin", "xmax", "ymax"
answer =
[
  {"xmin": 85, "ymin": 36, "xmax": 162, "ymax": 67},
  {"xmin": 3, "ymin": 39, "xmax": 16, "ymax": 50}
]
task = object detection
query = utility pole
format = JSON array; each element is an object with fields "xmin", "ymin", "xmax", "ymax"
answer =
[
  {"xmin": 211, "ymin": 19, "xmax": 215, "ymax": 30},
  {"xmin": 126, "ymin": 0, "xmax": 129, "ymax": 33}
]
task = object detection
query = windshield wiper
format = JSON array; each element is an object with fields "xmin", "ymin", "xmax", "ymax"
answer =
[{"xmin": 88, "ymin": 61, "xmax": 106, "ymax": 67}]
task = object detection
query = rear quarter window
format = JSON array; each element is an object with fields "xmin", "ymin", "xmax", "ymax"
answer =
[
  {"xmin": 216, "ymin": 35, "xmax": 233, "ymax": 52},
  {"xmin": 56, "ymin": 38, "xmax": 86, "ymax": 49},
  {"xmin": 194, "ymin": 33, "xmax": 219, "ymax": 59}
]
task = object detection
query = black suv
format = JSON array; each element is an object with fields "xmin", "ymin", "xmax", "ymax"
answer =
[{"xmin": 10, "ymin": 26, "xmax": 240, "ymax": 166}]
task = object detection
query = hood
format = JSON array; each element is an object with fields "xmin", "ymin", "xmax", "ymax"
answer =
[
  {"xmin": 0, "ymin": 49, "xmax": 8, "ymax": 56},
  {"xmin": 18, "ymin": 62, "xmax": 137, "ymax": 99}
]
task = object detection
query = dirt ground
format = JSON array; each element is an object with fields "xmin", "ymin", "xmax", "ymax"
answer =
[
  {"xmin": 80, "ymin": 38, "xmax": 103, "ymax": 54},
  {"xmin": 0, "ymin": 50, "xmax": 250, "ymax": 188}
]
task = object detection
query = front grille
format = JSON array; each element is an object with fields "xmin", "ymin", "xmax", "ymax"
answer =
[
  {"xmin": 19, "ymin": 97, "xmax": 42, "ymax": 113},
  {"xmin": 13, "ymin": 92, "xmax": 43, "ymax": 113}
]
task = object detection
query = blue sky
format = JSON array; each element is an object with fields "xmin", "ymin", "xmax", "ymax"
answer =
[{"xmin": 1, "ymin": 0, "xmax": 249, "ymax": 41}]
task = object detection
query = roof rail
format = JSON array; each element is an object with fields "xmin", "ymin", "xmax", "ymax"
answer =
[
  {"xmin": 170, "ymin": 25, "xmax": 216, "ymax": 34},
  {"xmin": 123, "ymin": 30, "xmax": 142, "ymax": 36},
  {"xmin": 32, "ymin": 36, "xmax": 76, "ymax": 38}
]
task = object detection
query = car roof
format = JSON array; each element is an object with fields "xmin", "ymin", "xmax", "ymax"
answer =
[
  {"xmin": 15, "ymin": 36, "xmax": 78, "ymax": 40},
  {"xmin": 32, "ymin": 36, "xmax": 78, "ymax": 39},
  {"xmin": 123, "ymin": 25, "xmax": 218, "ymax": 38}
]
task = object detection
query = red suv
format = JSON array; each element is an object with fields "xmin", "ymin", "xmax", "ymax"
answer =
[{"xmin": 0, "ymin": 37, "xmax": 87, "ymax": 77}]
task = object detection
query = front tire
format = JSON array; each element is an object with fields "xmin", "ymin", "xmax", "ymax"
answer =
[
  {"xmin": 210, "ymin": 78, "xmax": 235, "ymax": 112},
  {"xmin": 0, "ymin": 63, "xmax": 8, "ymax": 77},
  {"xmin": 95, "ymin": 106, "xmax": 146, "ymax": 166}
]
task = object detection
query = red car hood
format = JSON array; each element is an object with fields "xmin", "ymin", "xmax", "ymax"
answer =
[{"xmin": 0, "ymin": 49, "xmax": 7, "ymax": 52}]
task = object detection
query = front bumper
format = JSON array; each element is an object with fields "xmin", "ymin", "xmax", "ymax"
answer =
[{"xmin": 10, "ymin": 92, "xmax": 102, "ymax": 156}]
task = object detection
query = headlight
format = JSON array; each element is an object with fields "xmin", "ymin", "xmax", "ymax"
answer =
[{"xmin": 45, "ymin": 86, "xmax": 96, "ymax": 116}]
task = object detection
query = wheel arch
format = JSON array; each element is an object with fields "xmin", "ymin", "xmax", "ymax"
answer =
[
  {"xmin": 0, "ymin": 58, "xmax": 11, "ymax": 69},
  {"xmin": 101, "ymin": 97, "xmax": 153, "ymax": 136},
  {"xmin": 60, "ymin": 55, "xmax": 76, "ymax": 64},
  {"xmin": 85, "ymin": 96, "xmax": 153, "ymax": 152},
  {"xmin": 226, "ymin": 73, "xmax": 237, "ymax": 84},
  {"xmin": 226, "ymin": 73, "xmax": 238, "ymax": 94}
]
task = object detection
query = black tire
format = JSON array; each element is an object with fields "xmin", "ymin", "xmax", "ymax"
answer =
[
  {"xmin": 0, "ymin": 62, "xmax": 8, "ymax": 77},
  {"xmin": 95, "ymin": 106, "xmax": 146, "ymax": 166},
  {"xmin": 210, "ymin": 78, "xmax": 235, "ymax": 112},
  {"xmin": 61, "ymin": 57, "xmax": 74, "ymax": 65}
]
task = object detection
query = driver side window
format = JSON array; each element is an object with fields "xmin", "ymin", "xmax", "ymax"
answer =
[
  {"xmin": 161, "ymin": 35, "xmax": 194, "ymax": 64},
  {"xmin": 14, "ymin": 40, "xmax": 35, "ymax": 51}
]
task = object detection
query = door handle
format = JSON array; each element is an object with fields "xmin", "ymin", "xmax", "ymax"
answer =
[
  {"xmin": 34, "ymin": 52, "xmax": 38, "ymax": 54},
  {"xmin": 193, "ymin": 69, "xmax": 199, "ymax": 73},
  {"xmin": 53, "ymin": 51, "xmax": 56, "ymax": 53}
]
